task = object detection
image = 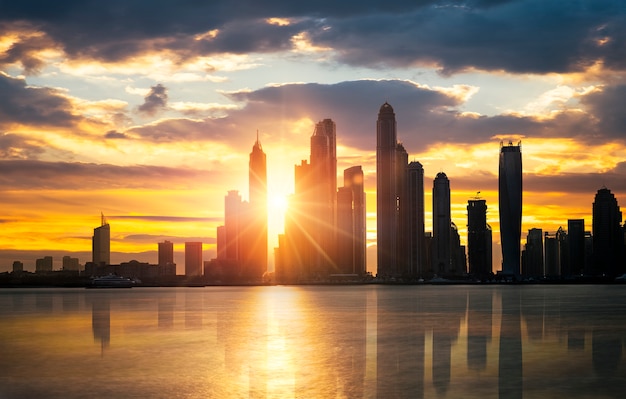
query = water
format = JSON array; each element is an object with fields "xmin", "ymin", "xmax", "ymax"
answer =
[{"xmin": 0, "ymin": 285, "xmax": 625, "ymax": 398}]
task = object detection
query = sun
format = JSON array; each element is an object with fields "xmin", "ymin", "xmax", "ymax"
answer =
[{"xmin": 270, "ymin": 194, "xmax": 288, "ymax": 215}]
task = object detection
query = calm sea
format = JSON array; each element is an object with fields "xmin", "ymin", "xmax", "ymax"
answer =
[{"xmin": 0, "ymin": 285, "xmax": 625, "ymax": 398}]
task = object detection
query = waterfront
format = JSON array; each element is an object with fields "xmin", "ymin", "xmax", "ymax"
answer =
[{"xmin": 0, "ymin": 285, "xmax": 625, "ymax": 398}]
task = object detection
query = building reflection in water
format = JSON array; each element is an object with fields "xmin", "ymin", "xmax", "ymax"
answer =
[
  {"xmin": 499, "ymin": 288, "xmax": 522, "ymax": 399},
  {"xmin": 74, "ymin": 286, "xmax": 626, "ymax": 398}
]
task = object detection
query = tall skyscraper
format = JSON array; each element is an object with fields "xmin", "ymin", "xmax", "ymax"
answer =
[
  {"xmin": 396, "ymin": 143, "xmax": 409, "ymax": 276},
  {"xmin": 498, "ymin": 141, "xmax": 522, "ymax": 276},
  {"xmin": 407, "ymin": 161, "xmax": 426, "ymax": 277},
  {"xmin": 376, "ymin": 102, "xmax": 398, "ymax": 277},
  {"xmin": 592, "ymin": 187, "xmax": 624, "ymax": 276},
  {"xmin": 247, "ymin": 133, "xmax": 268, "ymax": 280},
  {"xmin": 432, "ymin": 172, "xmax": 451, "ymax": 275},
  {"xmin": 185, "ymin": 242, "xmax": 203, "ymax": 276},
  {"xmin": 224, "ymin": 190, "xmax": 242, "ymax": 262},
  {"xmin": 309, "ymin": 119, "xmax": 337, "ymax": 274},
  {"xmin": 467, "ymin": 198, "xmax": 493, "ymax": 279},
  {"xmin": 92, "ymin": 213, "xmax": 110, "ymax": 265}
]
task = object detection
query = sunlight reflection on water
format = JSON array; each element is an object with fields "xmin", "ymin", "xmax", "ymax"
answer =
[{"xmin": 0, "ymin": 285, "xmax": 625, "ymax": 398}]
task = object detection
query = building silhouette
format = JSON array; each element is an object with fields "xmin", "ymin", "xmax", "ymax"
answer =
[
  {"xmin": 158, "ymin": 240, "xmax": 174, "ymax": 266},
  {"xmin": 467, "ymin": 198, "xmax": 493, "ymax": 279},
  {"xmin": 544, "ymin": 231, "xmax": 559, "ymax": 277},
  {"xmin": 376, "ymin": 102, "xmax": 399, "ymax": 277},
  {"xmin": 246, "ymin": 133, "xmax": 268, "ymax": 280},
  {"xmin": 499, "ymin": 141, "xmax": 522, "ymax": 277},
  {"xmin": 184, "ymin": 242, "xmax": 203, "ymax": 276},
  {"xmin": 592, "ymin": 187, "xmax": 624, "ymax": 276},
  {"xmin": 432, "ymin": 172, "xmax": 452, "ymax": 275},
  {"xmin": 92, "ymin": 213, "xmax": 110, "ymax": 265},
  {"xmin": 567, "ymin": 219, "xmax": 585, "ymax": 277},
  {"xmin": 35, "ymin": 256, "xmax": 53, "ymax": 273},
  {"xmin": 336, "ymin": 166, "xmax": 366, "ymax": 275},
  {"xmin": 522, "ymin": 228, "xmax": 543, "ymax": 278},
  {"xmin": 407, "ymin": 161, "xmax": 426, "ymax": 277},
  {"xmin": 62, "ymin": 255, "xmax": 80, "ymax": 271}
]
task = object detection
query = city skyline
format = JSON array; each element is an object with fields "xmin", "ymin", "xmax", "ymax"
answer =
[{"xmin": 2, "ymin": 1, "xmax": 626, "ymax": 273}]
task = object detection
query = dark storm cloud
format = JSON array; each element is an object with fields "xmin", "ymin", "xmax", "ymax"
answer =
[
  {"xmin": 137, "ymin": 84, "xmax": 168, "ymax": 116},
  {"xmin": 0, "ymin": 160, "xmax": 215, "ymax": 190},
  {"xmin": 2, "ymin": 1, "xmax": 624, "ymax": 75},
  {"xmin": 0, "ymin": 73, "xmax": 79, "ymax": 128}
]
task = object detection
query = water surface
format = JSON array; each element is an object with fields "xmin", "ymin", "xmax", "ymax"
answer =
[{"xmin": 1, "ymin": 285, "xmax": 625, "ymax": 398}]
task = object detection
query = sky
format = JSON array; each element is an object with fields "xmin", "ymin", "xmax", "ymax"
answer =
[{"xmin": 1, "ymin": 0, "xmax": 626, "ymax": 273}]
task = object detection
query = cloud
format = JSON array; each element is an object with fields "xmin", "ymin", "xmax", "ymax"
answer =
[
  {"xmin": 0, "ymin": 132, "xmax": 46, "ymax": 159},
  {"xmin": 0, "ymin": 72, "xmax": 79, "ymax": 129},
  {"xmin": 104, "ymin": 130, "xmax": 129, "ymax": 139},
  {"xmin": 0, "ymin": 160, "xmax": 217, "ymax": 190},
  {"xmin": 137, "ymin": 83, "xmax": 168, "ymax": 116},
  {"xmin": 2, "ymin": 1, "xmax": 625, "ymax": 76}
]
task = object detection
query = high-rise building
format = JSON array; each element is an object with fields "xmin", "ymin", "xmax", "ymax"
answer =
[
  {"xmin": 309, "ymin": 119, "xmax": 338, "ymax": 275},
  {"xmin": 224, "ymin": 190, "xmax": 242, "ymax": 262},
  {"xmin": 336, "ymin": 166, "xmax": 366, "ymax": 275},
  {"xmin": 467, "ymin": 198, "xmax": 493, "ymax": 279},
  {"xmin": 185, "ymin": 242, "xmax": 203, "ymax": 276},
  {"xmin": 92, "ymin": 214, "xmax": 110, "ymax": 265},
  {"xmin": 376, "ymin": 102, "xmax": 398, "ymax": 277},
  {"xmin": 246, "ymin": 134, "xmax": 268, "ymax": 280},
  {"xmin": 498, "ymin": 141, "xmax": 522, "ymax": 276},
  {"xmin": 522, "ymin": 228, "xmax": 543, "ymax": 278},
  {"xmin": 396, "ymin": 143, "xmax": 409, "ymax": 276},
  {"xmin": 567, "ymin": 219, "xmax": 585, "ymax": 277},
  {"xmin": 544, "ymin": 231, "xmax": 560, "ymax": 277},
  {"xmin": 432, "ymin": 172, "xmax": 451, "ymax": 275},
  {"xmin": 592, "ymin": 187, "xmax": 624, "ymax": 276},
  {"xmin": 158, "ymin": 240, "xmax": 174, "ymax": 266},
  {"xmin": 407, "ymin": 162, "xmax": 426, "ymax": 277}
]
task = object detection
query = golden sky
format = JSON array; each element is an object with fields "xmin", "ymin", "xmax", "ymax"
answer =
[{"xmin": 1, "ymin": 1, "xmax": 626, "ymax": 273}]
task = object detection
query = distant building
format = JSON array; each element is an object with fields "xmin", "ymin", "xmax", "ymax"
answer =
[
  {"xmin": 499, "ymin": 141, "xmax": 522, "ymax": 276},
  {"xmin": 35, "ymin": 256, "xmax": 53, "ymax": 273},
  {"xmin": 158, "ymin": 240, "xmax": 174, "ymax": 266},
  {"xmin": 62, "ymin": 256, "xmax": 80, "ymax": 271},
  {"xmin": 522, "ymin": 228, "xmax": 543, "ymax": 278},
  {"xmin": 92, "ymin": 214, "xmax": 110, "ymax": 265},
  {"xmin": 592, "ymin": 187, "xmax": 624, "ymax": 276},
  {"xmin": 158, "ymin": 240, "xmax": 176, "ymax": 276},
  {"xmin": 544, "ymin": 232, "xmax": 560, "ymax": 277},
  {"xmin": 336, "ymin": 166, "xmax": 366, "ymax": 275},
  {"xmin": 12, "ymin": 261, "xmax": 24, "ymax": 273},
  {"xmin": 432, "ymin": 172, "xmax": 451, "ymax": 275},
  {"xmin": 467, "ymin": 198, "xmax": 493, "ymax": 279},
  {"xmin": 407, "ymin": 161, "xmax": 426, "ymax": 277},
  {"xmin": 567, "ymin": 219, "xmax": 585, "ymax": 277},
  {"xmin": 185, "ymin": 242, "xmax": 203, "ymax": 277}
]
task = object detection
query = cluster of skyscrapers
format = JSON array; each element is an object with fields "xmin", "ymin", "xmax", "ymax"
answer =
[
  {"xmin": 73, "ymin": 102, "xmax": 626, "ymax": 282},
  {"xmin": 274, "ymin": 119, "xmax": 366, "ymax": 282}
]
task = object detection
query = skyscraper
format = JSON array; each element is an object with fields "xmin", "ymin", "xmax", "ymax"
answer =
[
  {"xmin": 592, "ymin": 187, "xmax": 624, "ymax": 276},
  {"xmin": 92, "ymin": 213, "xmax": 110, "ymax": 265},
  {"xmin": 432, "ymin": 172, "xmax": 451, "ymax": 275},
  {"xmin": 467, "ymin": 198, "xmax": 492, "ymax": 279},
  {"xmin": 185, "ymin": 242, "xmax": 203, "ymax": 276},
  {"xmin": 376, "ymin": 102, "xmax": 398, "ymax": 277},
  {"xmin": 498, "ymin": 141, "xmax": 522, "ymax": 277},
  {"xmin": 337, "ymin": 166, "xmax": 366, "ymax": 275},
  {"xmin": 247, "ymin": 133, "xmax": 268, "ymax": 280},
  {"xmin": 407, "ymin": 161, "xmax": 426, "ymax": 277},
  {"xmin": 567, "ymin": 219, "xmax": 585, "ymax": 277}
]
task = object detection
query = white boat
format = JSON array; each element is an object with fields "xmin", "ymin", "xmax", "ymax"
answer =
[{"xmin": 89, "ymin": 274, "xmax": 135, "ymax": 288}]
